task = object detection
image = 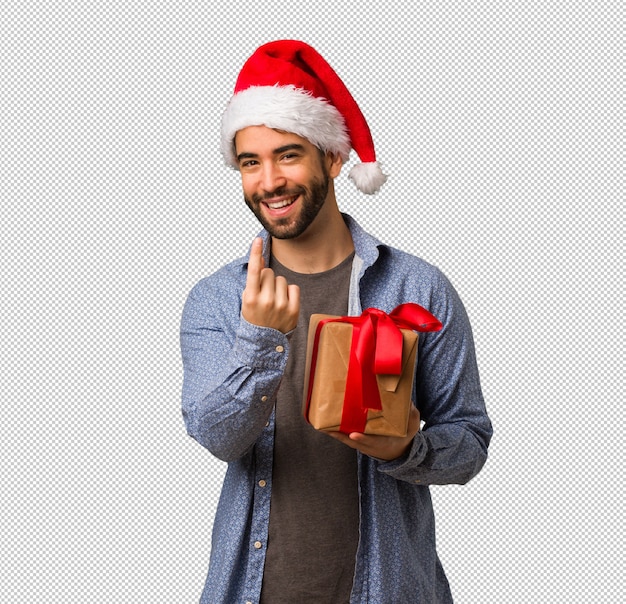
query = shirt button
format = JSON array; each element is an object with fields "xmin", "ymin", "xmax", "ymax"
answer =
[
  {"xmin": 254, "ymin": 541, "xmax": 262, "ymax": 549},
  {"xmin": 258, "ymin": 480, "xmax": 266, "ymax": 487},
  {"xmin": 275, "ymin": 345, "xmax": 284, "ymax": 353},
  {"xmin": 261, "ymin": 395, "xmax": 268, "ymax": 402}
]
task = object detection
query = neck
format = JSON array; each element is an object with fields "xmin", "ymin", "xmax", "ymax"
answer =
[{"xmin": 271, "ymin": 204, "xmax": 354, "ymax": 274}]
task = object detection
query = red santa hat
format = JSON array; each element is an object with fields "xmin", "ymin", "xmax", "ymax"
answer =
[{"xmin": 220, "ymin": 40, "xmax": 387, "ymax": 194}]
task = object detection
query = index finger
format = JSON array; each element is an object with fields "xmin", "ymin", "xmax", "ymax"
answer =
[{"xmin": 245, "ymin": 237, "xmax": 265, "ymax": 291}]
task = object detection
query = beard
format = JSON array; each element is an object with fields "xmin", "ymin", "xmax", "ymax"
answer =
[{"xmin": 244, "ymin": 168, "xmax": 330, "ymax": 240}]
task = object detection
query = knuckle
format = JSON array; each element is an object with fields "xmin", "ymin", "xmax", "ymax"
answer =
[
  {"xmin": 242, "ymin": 288, "xmax": 259, "ymax": 304},
  {"xmin": 260, "ymin": 267, "xmax": 275, "ymax": 280}
]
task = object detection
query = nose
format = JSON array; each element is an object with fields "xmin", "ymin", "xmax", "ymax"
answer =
[{"xmin": 260, "ymin": 162, "xmax": 287, "ymax": 193}]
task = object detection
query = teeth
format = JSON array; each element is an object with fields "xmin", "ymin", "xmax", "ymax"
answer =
[{"xmin": 267, "ymin": 196, "xmax": 296, "ymax": 209}]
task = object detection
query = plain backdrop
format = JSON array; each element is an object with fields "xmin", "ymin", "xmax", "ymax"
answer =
[{"xmin": 1, "ymin": 1, "xmax": 622, "ymax": 602}]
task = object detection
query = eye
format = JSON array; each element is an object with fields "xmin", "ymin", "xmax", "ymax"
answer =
[{"xmin": 240, "ymin": 159, "xmax": 258, "ymax": 169}]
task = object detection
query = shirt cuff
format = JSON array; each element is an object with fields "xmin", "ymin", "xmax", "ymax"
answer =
[
  {"xmin": 377, "ymin": 431, "xmax": 428, "ymax": 476},
  {"xmin": 232, "ymin": 315, "xmax": 291, "ymax": 370}
]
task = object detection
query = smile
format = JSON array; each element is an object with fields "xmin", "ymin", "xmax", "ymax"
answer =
[{"xmin": 264, "ymin": 195, "xmax": 298, "ymax": 210}]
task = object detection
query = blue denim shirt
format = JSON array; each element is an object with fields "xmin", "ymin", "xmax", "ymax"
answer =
[{"xmin": 181, "ymin": 215, "xmax": 492, "ymax": 603}]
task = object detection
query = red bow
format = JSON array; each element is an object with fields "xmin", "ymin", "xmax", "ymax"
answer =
[{"xmin": 307, "ymin": 303, "xmax": 442, "ymax": 434}]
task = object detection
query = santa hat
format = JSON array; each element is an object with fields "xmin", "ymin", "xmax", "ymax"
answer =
[{"xmin": 220, "ymin": 40, "xmax": 387, "ymax": 194}]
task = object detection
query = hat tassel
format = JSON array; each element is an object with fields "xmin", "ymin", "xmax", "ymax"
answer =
[{"xmin": 348, "ymin": 161, "xmax": 387, "ymax": 195}]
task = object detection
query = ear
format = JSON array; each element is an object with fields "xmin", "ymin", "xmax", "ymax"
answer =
[{"xmin": 325, "ymin": 151, "xmax": 344, "ymax": 179}]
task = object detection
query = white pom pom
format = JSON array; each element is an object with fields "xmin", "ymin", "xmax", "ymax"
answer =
[{"xmin": 348, "ymin": 161, "xmax": 387, "ymax": 194}]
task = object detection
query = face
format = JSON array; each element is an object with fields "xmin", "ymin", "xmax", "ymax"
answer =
[{"xmin": 234, "ymin": 126, "xmax": 341, "ymax": 240}]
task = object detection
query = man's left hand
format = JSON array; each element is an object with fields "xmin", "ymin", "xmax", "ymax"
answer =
[{"xmin": 326, "ymin": 406, "xmax": 421, "ymax": 461}]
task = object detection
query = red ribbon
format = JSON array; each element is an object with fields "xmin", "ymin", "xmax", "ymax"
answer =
[{"xmin": 306, "ymin": 303, "xmax": 442, "ymax": 434}]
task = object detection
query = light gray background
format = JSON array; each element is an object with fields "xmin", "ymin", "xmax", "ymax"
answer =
[{"xmin": 1, "ymin": 1, "xmax": 622, "ymax": 602}]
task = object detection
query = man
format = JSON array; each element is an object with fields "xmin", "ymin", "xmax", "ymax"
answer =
[{"xmin": 181, "ymin": 40, "xmax": 492, "ymax": 604}]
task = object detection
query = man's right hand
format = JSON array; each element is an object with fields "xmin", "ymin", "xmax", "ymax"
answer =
[{"xmin": 241, "ymin": 238, "xmax": 300, "ymax": 333}]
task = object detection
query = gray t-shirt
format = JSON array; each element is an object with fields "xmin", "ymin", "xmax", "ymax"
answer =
[{"xmin": 260, "ymin": 253, "xmax": 358, "ymax": 604}]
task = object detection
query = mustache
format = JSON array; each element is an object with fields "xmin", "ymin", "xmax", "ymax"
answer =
[{"xmin": 250, "ymin": 186, "xmax": 306, "ymax": 204}]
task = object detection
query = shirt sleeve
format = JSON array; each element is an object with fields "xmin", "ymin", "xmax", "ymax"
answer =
[
  {"xmin": 378, "ymin": 271, "xmax": 493, "ymax": 485},
  {"xmin": 180, "ymin": 277, "xmax": 290, "ymax": 461}
]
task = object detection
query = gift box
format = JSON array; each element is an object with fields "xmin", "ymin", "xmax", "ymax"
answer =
[{"xmin": 302, "ymin": 304, "xmax": 442, "ymax": 437}]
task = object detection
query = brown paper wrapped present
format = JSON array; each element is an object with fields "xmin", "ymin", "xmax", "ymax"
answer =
[{"xmin": 302, "ymin": 304, "xmax": 442, "ymax": 437}]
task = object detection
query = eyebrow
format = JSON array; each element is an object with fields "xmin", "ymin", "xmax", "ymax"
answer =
[{"xmin": 236, "ymin": 143, "xmax": 306, "ymax": 163}]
